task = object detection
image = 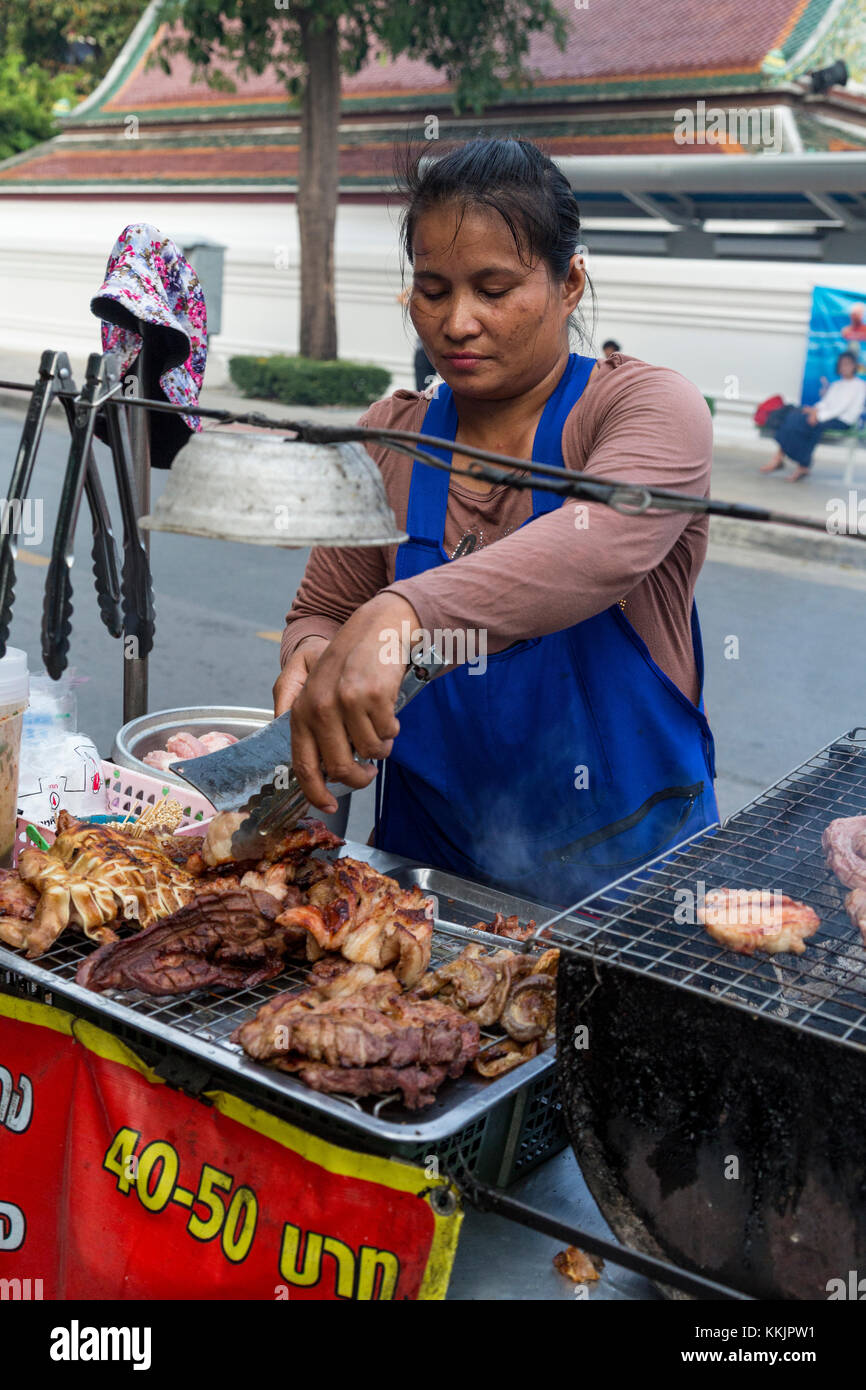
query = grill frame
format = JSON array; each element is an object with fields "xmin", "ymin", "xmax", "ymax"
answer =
[
  {"xmin": 532, "ymin": 726, "xmax": 866, "ymax": 1055},
  {"xmin": 0, "ymin": 846, "xmax": 558, "ymax": 1146}
]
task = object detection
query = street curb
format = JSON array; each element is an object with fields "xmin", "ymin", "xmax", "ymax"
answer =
[{"xmin": 709, "ymin": 517, "xmax": 866, "ymax": 570}]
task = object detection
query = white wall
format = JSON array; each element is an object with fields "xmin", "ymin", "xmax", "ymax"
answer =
[{"xmin": 0, "ymin": 196, "xmax": 864, "ymax": 443}]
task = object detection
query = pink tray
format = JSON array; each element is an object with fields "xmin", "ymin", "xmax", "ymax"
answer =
[{"xmin": 15, "ymin": 760, "xmax": 215, "ymax": 859}]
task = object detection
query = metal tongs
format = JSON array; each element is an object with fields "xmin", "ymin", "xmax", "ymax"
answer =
[
  {"xmin": 41, "ymin": 352, "xmax": 155, "ymax": 679},
  {"xmin": 173, "ymin": 645, "xmax": 447, "ymax": 859},
  {"xmin": 0, "ymin": 350, "xmax": 122, "ymax": 659}
]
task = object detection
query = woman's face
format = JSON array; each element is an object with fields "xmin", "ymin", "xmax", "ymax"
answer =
[
  {"xmin": 838, "ymin": 355, "xmax": 857, "ymax": 379},
  {"xmin": 409, "ymin": 202, "xmax": 584, "ymax": 400}
]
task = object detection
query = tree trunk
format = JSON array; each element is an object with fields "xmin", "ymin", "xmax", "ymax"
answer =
[{"xmin": 297, "ymin": 12, "xmax": 341, "ymax": 360}]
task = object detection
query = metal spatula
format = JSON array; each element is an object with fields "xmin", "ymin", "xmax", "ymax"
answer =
[{"xmin": 172, "ymin": 647, "xmax": 445, "ymax": 859}]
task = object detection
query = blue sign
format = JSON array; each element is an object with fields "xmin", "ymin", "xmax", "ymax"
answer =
[{"xmin": 802, "ymin": 286, "xmax": 866, "ymax": 405}]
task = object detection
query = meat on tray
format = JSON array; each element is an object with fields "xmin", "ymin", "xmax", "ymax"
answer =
[
  {"xmin": 0, "ymin": 808, "xmax": 343, "ymax": 962},
  {"xmin": 697, "ymin": 887, "xmax": 820, "ymax": 956},
  {"xmin": 201, "ymin": 811, "xmax": 344, "ymax": 868},
  {"xmin": 142, "ymin": 729, "xmax": 239, "ymax": 770},
  {"xmin": 9, "ymin": 811, "xmax": 200, "ymax": 958},
  {"xmin": 415, "ymin": 943, "xmax": 559, "ymax": 1076},
  {"xmin": 231, "ymin": 962, "xmax": 479, "ymax": 1110},
  {"xmin": 485, "ymin": 911, "xmax": 536, "ymax": 942},
  {"xmin": 76, "ymin": 885, "xmax": 308, "ymax": 995},
  {"xmin": 823, "ymin": 815, "xmax": 866, "ymax": 892},
  {"xmin": 0, "ymin": 869, "xmax": 39, "ymax": 951},
  {"xmin": 274, "ymin": 856, "xmax": 434, "ymax": 987}
]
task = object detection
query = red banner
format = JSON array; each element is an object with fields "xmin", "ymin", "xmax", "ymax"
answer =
[{"xmin": 0, "ymin": 995, "xmax": 461, "ymax": 1300}]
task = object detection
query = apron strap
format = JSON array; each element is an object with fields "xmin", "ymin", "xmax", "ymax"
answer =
[
  {"xmin": 405, "ymin": 385, "xmax": 456, "ymax": 543},
  {"xmin": 530, "ymin": 353, "xmax": 597, "ymax": 515}
]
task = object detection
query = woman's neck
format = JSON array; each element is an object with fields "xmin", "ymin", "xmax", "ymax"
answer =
[{"xmin": 451, "ymin": 349, "xmax": 573, "ymax": 442}]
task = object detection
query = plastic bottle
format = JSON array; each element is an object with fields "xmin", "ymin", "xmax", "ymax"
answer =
[{"xmin": 0, "ymin": 648, "xmax": 29, "ymax": 866}]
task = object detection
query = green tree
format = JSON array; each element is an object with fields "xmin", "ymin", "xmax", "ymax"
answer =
[
  {"xmin": 157, "ymin": 0, "xmax": 568, "ymax": 360},
  {"xmin": 0, "ymin": 0, "xmax": 143, "ymax": 94},
  {"xmin": 0, "ymin": 46, "xmax": 77, "ymax": 160}
]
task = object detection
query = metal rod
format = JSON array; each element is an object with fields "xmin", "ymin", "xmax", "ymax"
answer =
[
  {"xmin": 122, "ymin": 341, "xmax": 150, "ymax": 722},
  {"xmin": 1, "ymin": 375, "xmax": 861, "ymax": 539},
  {"xmin": 452, "ymin": 1169, "xmax": 754, "ymax": 1300}
]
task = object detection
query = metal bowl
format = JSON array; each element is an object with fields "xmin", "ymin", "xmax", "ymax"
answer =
[
  {"xmin": 111, "ymin": 705, "xmax": 352, "ymax": 838},
  {"xmin": 112, "ymin": 706, "xmax": 272, "ymax": 787}
]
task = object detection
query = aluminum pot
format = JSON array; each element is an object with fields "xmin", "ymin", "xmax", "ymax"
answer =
[{"xmin": 111, "ymin": 705, "xmax": 351, "ymax": 838}]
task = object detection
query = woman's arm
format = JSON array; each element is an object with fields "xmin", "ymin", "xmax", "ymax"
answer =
[
  {"xmin": 280, "ymin": 541, "xmax": 391, "ymax": 667},
  {"xmin": 279, "ymin": 393, "xmax": 420, "ymax": 670}
]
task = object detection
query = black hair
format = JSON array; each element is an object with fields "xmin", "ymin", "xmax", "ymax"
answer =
[
  {"xmin": 602, "ymin": 339, "xmax": 621, "ymax": 352},
  {"xmin": 837, "ymin": 350, "xmax": 859, "ymax": 369},
  {"xmin": 395, "ymin": 135, "xmax": 597, "ymax": 346}
]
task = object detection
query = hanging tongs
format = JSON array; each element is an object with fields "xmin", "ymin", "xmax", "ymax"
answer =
[
  {"xmin": 0, "ymin": 350, "xmax": 122, "ymax": 660},
  {"xmin": 99, "ymin": 359, "xmax": 156, "ymax": 669},
  {"xmin": 42, "ymin": 351, "xmax": 155, "ymax": 678}
]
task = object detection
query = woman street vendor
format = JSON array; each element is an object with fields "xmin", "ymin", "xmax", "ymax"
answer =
[{"xmin": 274, "ymin": 136, "xmax": 717, "ymax": 907}]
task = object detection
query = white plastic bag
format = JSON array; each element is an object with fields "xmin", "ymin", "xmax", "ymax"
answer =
[{"xmin": 17, "ymin": 731, "xmax": 106, "ymax": 830}]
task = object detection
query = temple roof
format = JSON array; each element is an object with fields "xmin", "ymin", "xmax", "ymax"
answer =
[{"xmin": 0, "ymin": 0, "xmax": 862, "ymax": 193}]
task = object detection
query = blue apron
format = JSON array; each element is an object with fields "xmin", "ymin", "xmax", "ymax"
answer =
[{"xmin": 375, "ymin": 352, "xmax": 718, "ymax": 906}]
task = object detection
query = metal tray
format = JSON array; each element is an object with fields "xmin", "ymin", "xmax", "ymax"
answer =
[{"xmin": 0, "ymin": 842, "xmax": 557, "ymax": 1145}]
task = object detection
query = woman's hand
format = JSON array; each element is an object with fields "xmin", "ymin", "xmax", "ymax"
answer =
[
  {"xmin": 272, "ymin": 635, "xmax": 330, "ymax": 717},
  {"xmin": 804, "ymin": 406, "xmax": 819, "ymax": 426},
  {"xmin": 289, "ymin": 592, "xmax": 421, "ymax": 814}
]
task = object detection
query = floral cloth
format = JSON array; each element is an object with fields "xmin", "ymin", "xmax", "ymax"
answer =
[{"xmin": 91, "ymin": 223, "xmax": 208, "ymax": 467}]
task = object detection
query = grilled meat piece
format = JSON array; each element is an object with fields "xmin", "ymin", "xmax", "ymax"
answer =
[
  {"xmin": 157, "ymin": 833, "xmax": 207, "ymax": 876},
  {"xmin": 414, "ymin": 943, "xmax": 530, "ymax": 1024},
  {"xmin": 823, "ymin": 816, "xmax": 866, "ymax": 892},
  {"xmin": 0, "ymin": 868, "xmax": 38, "ymax": 919},
  {"xmin": 202, "ymin": 812, "xmax": 343, "ymax": 868},
  {"xmin": 16, "ymin": 814, "xmax": 199, "ymax": 958},
  {"xmin": 76, "ymin": 886, "xmax": 306, "ymax": 995},
  {"xmin": 275, "ymin": 856, "xmax": 434, "ymax": 987},
  {"xmin": 486, "ymin": 911, "xmax": 536, "ymax": 942},
  {"xmin": 474, "ymin": 1038, "xmax": 541, "ymax": 1078},
  {"xmin": 553, "ymin": 1247, "xmax": 603, "ymax": 1284},
  {"xmin": 845, "ymin": 889, "xmax": 866, "ymax": 948},
  {"xmin": 232, "ymin": 964, "xmax": 479, "ymax": 1108},
  {"xmin": 288, "ymin": 1061, "xmax": 457, "ymax": 1111},
  {"xmin": 0, "ymin": 869, "xmax": 40, "ymax": 951},
  {"xmin": 698, "ymin": 887, "xmax": 820, "ymax": 956},
  {"xmin": 500, "ymin": 950, "xmax": 559, "ymax": 1042}
]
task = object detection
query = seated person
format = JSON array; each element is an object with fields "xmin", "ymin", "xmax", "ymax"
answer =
[{"xmin": 760, "ymin": 351, "xmax": 866, "ymax": 481}]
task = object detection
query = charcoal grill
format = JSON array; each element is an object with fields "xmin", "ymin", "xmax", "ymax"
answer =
[{"xmin": 543, "ymin": 726, "xmax": 866, "ymax": 1300}]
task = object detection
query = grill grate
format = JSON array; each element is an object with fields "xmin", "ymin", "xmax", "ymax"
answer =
[{"xmin": 534, "ymin": 728, "xmax": 866, "ymax": 1052}]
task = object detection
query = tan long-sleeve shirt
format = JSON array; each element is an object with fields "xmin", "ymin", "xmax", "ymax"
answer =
[{"xmin": 280, "ymin": 353, "xmax": 713, "ymax": 705}]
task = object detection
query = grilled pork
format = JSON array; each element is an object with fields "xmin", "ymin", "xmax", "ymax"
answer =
[
  {"xmin": 14, "ymin": 812, "xmax": 200, "ymax": 958},
  {"xmin": 486, "ymin": 911, "xmax": 537, "ymax": 942},
  {"xmin": 202, "ymin": 812, "xmax": 343, "ymax": 868},
  {"xmin": 845, "ymin": 889, "xmax": 866, "ymax": 948},
  {"xmin": 232, "ymin": 963, "xmax": 479, "ymax": 1109},
  {"xmin": 823, "ymin": 816, "xmax": 866, "ymax": 892},
  {"xmin": 0, "ymin": 869, "xmax": 40, "ymax": 951},
  {"xmin": 414, "ymin": 942, "xmax": 559, "ymax": 1077},
  {"xmin": 698, "ymin": 887, "xmax": 820, "ymax": 956},
  {"xmin": 274, "ymin": 857, "xmax": 434, "ymax": 987},
  {"xmin": 76, "ymin": 886, "xmax": 306, "ymax": 995},
  {"xmin": 500, "ymin": 949, "xmax": 558, "ymax": 1042}
]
